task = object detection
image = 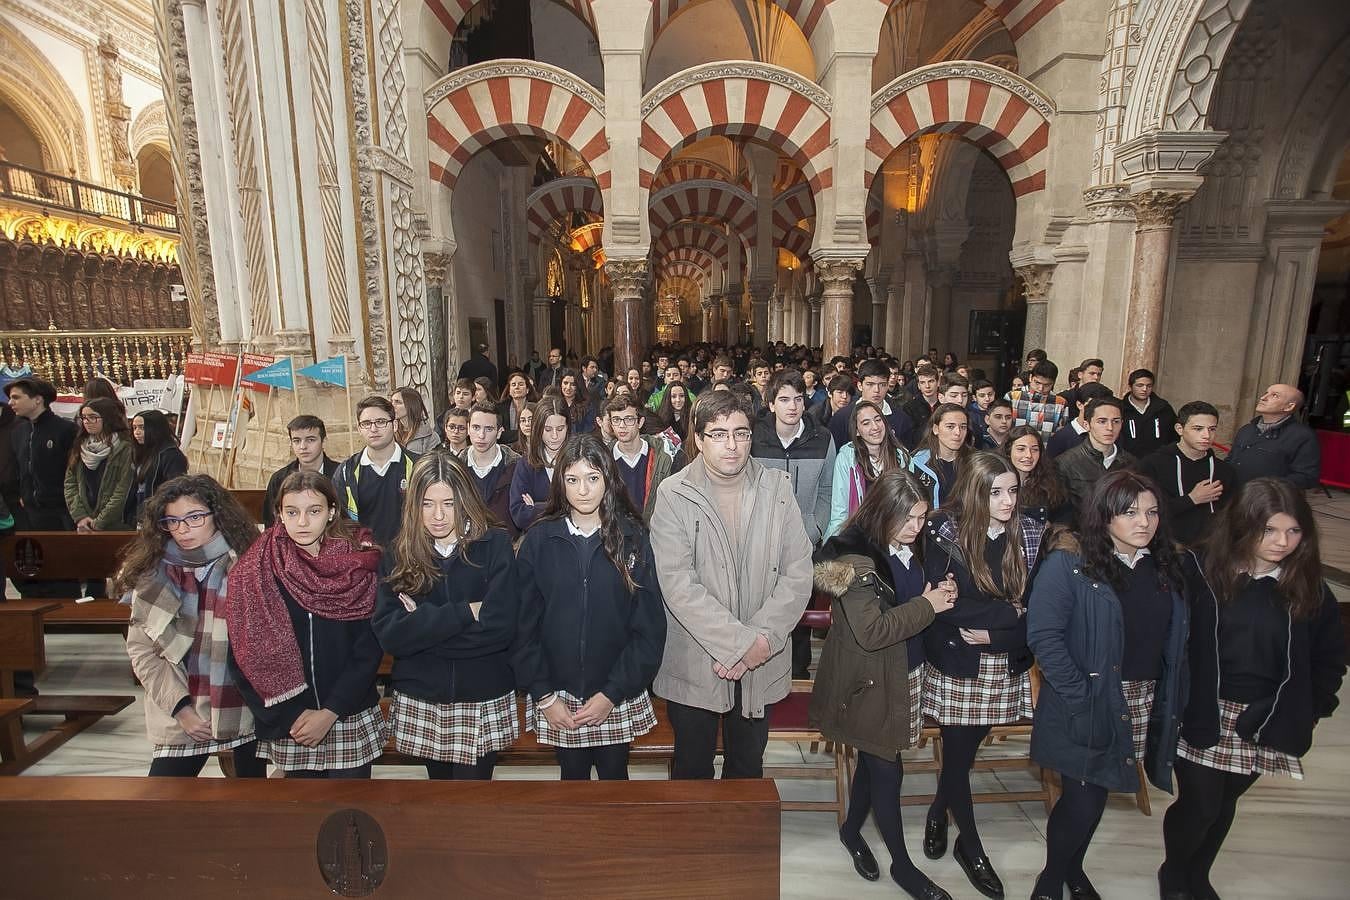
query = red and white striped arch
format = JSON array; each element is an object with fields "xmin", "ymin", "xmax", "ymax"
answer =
[
  {"xmin": 569, "ymin": 222, "xmax": 605, "ymax": 256},
  {"xmin": 648, "ymin": 0, "xmax": 833, "ymax": 50},
  {"xmin": 983, "ymin": 0, "xmax": 1066, "ymax": 41},
  {"xmin": 649, "ymin": 179, "xmax": 757, "ymax": 245},
  {"xmin": 651, "ymin": 221, "xmax": 729, "ymax": 267},
  {"xmin": 659, "ymin": 258, "xmax": 714, "ymax": 286},
  {"xmin": 526, "ymin": 176, "xmax": 603, "ymax": 245},
  {"xmin": 651, "ymin": 157, "xmax": 735, "ymax": 191},
  {"xmin": 640, "ymin": 64, "xmax": 832, "ymax": 195},
  {"xmin": 426, "ymin": 63, "xmax": 610, "ymax": 190},
  {"xmin": 779, "ymin": 225, "xmax": 813, "ymax": 263},
  {"xmin": 739, "ymin": 156, "xmax": 803, "ymax": 195},
  {"xmin": 657, "ymin": 245, "xmax": 719, "ymax": 277},
  {"xmin": 772, "ymin": 181, "xmax": 816, "ymax": 238},
  {"xmin": 865, "ymin": 64, "xmax": 1053, "ymax": 197},
  {"xmin": 425, "ymin": 0, "xmax": 596, "ymax": 41}
]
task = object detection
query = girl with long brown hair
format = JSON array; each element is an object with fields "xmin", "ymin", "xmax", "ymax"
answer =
[
  {"xmin": 391, "ymin": 386, "xmax": 439, "ymax": 455},
  {"xmin": 226, "ymin": 471, "xmax": 385, "ymax": 779},
  {"xmin": 497, "ymin": 371, "xmax": 537, "ymax": 445},
  {"xmin": 373, "ymin": 451, "xmax": 520, "ymax": 780},
  {"xmin": 912, "ymin": 403, "xmax": 972, "ymax": 507},
  {"xmin": 1001, "ymin": 425, "xmax": 1070, "ymax": 524},
  {"xmin": 515, "ymin": 435, "xmax": 665, "ymax": 780},
  {"xmin": 509, "ymin": 395, "xmax": 570, "ymax": 531},
  {"xmin": 117, "ymin": 474, "xmax": 264, "ymax": 776},
  {"xmin": 825, "ymin": 401, "xmax": 937, "ymax": 538},
  {"xmin": 919, "ymin": 451, "xmax": 1046, "ymax": 899},
  {"xmin": 65, "ymin": 396, "xmax": 134, "ymax": 533},
  {"xmin": 1161, "ymin": 478, "xmax": 1345, "ymax": 899}
]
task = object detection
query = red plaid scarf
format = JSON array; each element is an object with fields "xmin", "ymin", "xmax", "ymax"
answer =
[{"xmin": 227, "ymin": 525, "xmax": 380, "ymax": 707}]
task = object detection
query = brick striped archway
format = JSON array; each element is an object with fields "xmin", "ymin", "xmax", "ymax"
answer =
[
  {"xmin": 651, "ymin": 158, "xmax": 735, "ymax": 191},
  {"xmin": 658, "ymin": 259, "xmax": 713, "ymax": 288},
  {"xmin": 657, "ymin": 245, "xmax": 720, "ymax": 280},
  {"xmin": 649, "ymin": 179, "xmax": 758, "ymax": 251},
  {"xmin": 651, "ymin": 221, "xmax": 730, "ymax": 268},
  {"xmin": 640, "ymin": 63, "xmax": 833, "ymax": 195},
  {"xmin": 425, "ymin": 0, "xmax": 596, "ymax": 43},
  {"xmin": 525, "ymin": 176, "xmax": 604, "ymax": 245},
  {"xmin": 426, "ymin": 62, "xmax": 610, "ymax": 190},
  {"xmin": 647, "ymin": 0, "xmax": 834, "ymax": 53},
  {"xmin": 865, "ymin": 62, "xmax": 1054, "ymax": 197},
  {"xmin": 773, "ymin": 181, "xmax": 815, "ymax": 237}
]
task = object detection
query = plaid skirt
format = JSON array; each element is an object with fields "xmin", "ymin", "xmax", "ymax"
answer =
[
  {"xmin": 389, "ymin": 692, "xmax": 519, "ymax": 765},
  {"xmin": 525, "ymin": 690, "xmax": 658, "ymax": 749},
  {"xmin": 906, "ymin": 666, "xmax": 924, "ymax": 747},
  {"xmin": 1177, "ymin": 698, "xmax": 1304, "ymax": 780},
  {"xmin": 1122, "ymin": 679, "xmax": 1156, "ymax": 760},
  {"xmin": 921, "ymin": 653, "xmax": 1033, "ymax": 726},
  {"xmin": 152, "ymin": 733, "xmax": 252, "ymax": 758},
  {"xmin": 258, "ymin": 706, "xmax": 387, "ymax": 772}
]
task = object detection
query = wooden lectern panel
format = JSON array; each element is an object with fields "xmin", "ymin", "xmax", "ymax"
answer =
[{"xmin": 0, "ymin": 777, "xmax": 781, "ymax": 898}]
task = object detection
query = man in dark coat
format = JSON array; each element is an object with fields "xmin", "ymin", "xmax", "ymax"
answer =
[
  {"xmin": 1226, "ymin": 383, "xmax": 1321, "ymax": 489},
  {"xmin": 457, "ymin": 343, "xmax": 499, "ymax": 391}
]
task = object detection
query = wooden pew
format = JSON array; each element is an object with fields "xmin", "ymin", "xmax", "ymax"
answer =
[
  {"xmin": 0, "ymin": 600, "xmax": 134, "ymax": 774},
  {"xmin": 0, "ymin": 531, "xmax": 134, "ymax": 632},
  {"xmin": 0, "ymin": 777, "xmax": 782, "ymax": 899},
  {"xmin": 233, "ymin": 488, "xmax": 268, "ymax": 522}
]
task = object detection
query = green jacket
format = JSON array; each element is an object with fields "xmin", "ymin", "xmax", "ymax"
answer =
[{"xmin": 64, "ymin": 437, "xmax": 134, "ymax": 531}]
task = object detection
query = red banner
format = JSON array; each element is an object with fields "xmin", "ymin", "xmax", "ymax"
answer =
[
  {"xmin": 240, "ymin": 353, "xmax": 276, "ymax": 393},
  {"xmin": 183, "ymin": 351, "xmax": 239, "ymax": 387}
]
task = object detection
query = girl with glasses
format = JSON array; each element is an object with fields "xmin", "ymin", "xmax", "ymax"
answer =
[
  {"xmin": 116, "ymin": 474, "xmax": 264, "ymax": 777},
  {"xmin": 66, "ymin": 396, "xmax": 135, "ymax": 534}
]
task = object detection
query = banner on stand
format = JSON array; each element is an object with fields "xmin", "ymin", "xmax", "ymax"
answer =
[{"xmin": 296, "ymin": 356, "xmax": 348, "ymax": 388}]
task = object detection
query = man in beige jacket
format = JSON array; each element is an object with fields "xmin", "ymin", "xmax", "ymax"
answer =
[{"xmin": 650, "ymin": 390, "xmax": 813, "ymax": 779}]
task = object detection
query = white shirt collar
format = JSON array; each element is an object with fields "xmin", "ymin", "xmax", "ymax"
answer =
[
  {"xmin": 467, "ymin": 445, "xmax": 503, "ymax": 478},
  {"xmin": 889, "ymin": 543, "xmax": 914, "ymax": 567},
  {"xmin": 613, "ymin": 439, "xmax": 648, "ymax": 467},
  {"xmin": 1129, "ymin": 396, "xmax": 1150, "ymax": 414},
  {"xmin": 1248, "ymin": 566, "xmax": 1283, "ymax": 581},
  {"xmin": 433, "ymin": 537, "xmax": 458, "ymax": 557},
  {"xmin": 1071, "ymin": 418, "xmax": 1088, "ymax": 435},
  {"xmin": 1114, "ymin": 546, "xmax": 1152, "ymax": 568},
  {"xmin": 880, "ymin": 399, "xmax": 893, "ymax": 416},
  {"xmin": 778, "ymin": 420, "xmax": 805, "ymax": 448},
  {"xmin": 566, "ymin": 517, "xmax": 600, "ymax": 537},
  {"xmin": 359, "ymin": 443, "xmax": 403, "ymax": 477},
  {"xmin": 987, "ymin": 522, "xmax": 1006, "ymax": 539},
  {"xmin": 1101, "ymin": 443, "xmax": 1119, "ymax": 468}
]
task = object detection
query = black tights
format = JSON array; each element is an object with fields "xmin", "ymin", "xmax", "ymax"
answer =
[
  {"xmin": 928, "ymin": 724, "xmax": 991, "ymax": 856},
  {"xmin": 147, "ymin": 741, "xmax": 266, "ymax": 777},
  {"xmin": 843, "ymin": 751, "xmax": 935, "ymax": 896},
  {"xmin": 556, "ymin": 743, "xmax": 631, "ymax": 780},
  {"xmin": 1034, "ymin": 776, "xmax": 1108, "ymax": 896},
  {"xmin": 423, "ymin": 751, "xmax": 498, "ymax": 780},
  {"xmin": 284, "ymin": 764, "xmax": 373, "ymax": 779},
  {"xmin": 1161, "ymin": 757, "xmax": 1258, "ymax": 899}
]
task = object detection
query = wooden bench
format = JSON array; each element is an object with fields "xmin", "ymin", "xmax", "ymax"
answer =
[
  {"xmin": 0, "ymin": 531, "xmax": 135, "ymax": 633},
  {"xmin": 0, "ymin": 776, "xmax": 782, "ymax": 899},
  {"xmin": 0, "ymin": 600, "xmax": 134, "ymax": 774}
]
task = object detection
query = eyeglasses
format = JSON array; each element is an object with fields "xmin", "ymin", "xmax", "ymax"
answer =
[
  {"xmin": 78, "ymin": 414, "xmax": 103, "ymax": 422},
  {"xmin": 357, "ymin": 418, "xmax": 393, "ymax": 430},
  {"xmin": 445, "ymin": 423, "xmax": 467, "ymax": 433},
  {"xmin": 610, "ymin": 415, "xmax": 640, "ymax": 427},
  {"xmin": 702, "ymin": 428, "xmax": 752, "ymax": 444},
  {"xmin": 158, "ymin": 511, "xmax": 213, "ymax": 532}
]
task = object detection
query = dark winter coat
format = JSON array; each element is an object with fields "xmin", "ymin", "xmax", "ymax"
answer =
[{"xmin": 1226, "ymin": 416, "xmax": 1321, "ymax": 490}]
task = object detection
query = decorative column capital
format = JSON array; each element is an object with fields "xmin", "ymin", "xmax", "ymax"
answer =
[
  {"xmin": 1013, "ymin": 263, "xmax": 1055, "ymax": 302},
  {"xmin": 423, "ymin": 251, "xmax": 449, "ymax": 288},
  {"xmin": 604, "ymin": 257, "xmax": 648, "ymax": 299},
  {"xmin": 1082, "ymin": 184, "xmax": 1136, "ymax": 221},
  {"xmin": 806, "ymin": 290, "xmax": 824, "ymax": 311},
  {"xmin": 1129, "ymin": 190, "xmax": 1192, "ymax": 231},
  {"xmin": 814, "ymin": 256, "xmax": 864, "ymax": 292}
]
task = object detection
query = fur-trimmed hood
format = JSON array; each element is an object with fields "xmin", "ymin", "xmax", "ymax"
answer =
[
  {"xmin": 813, "ymin": 557, "xmax": 869, "ymax": 597},
  {"xmin": 812, "ymin": 526, "xmax": 894, "ymax": 597}
]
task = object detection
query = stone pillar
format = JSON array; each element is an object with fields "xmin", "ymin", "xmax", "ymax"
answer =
[
  {"xmin": 814, "ymin": 257, "xmax": 865, "ymax": 361},
  {"xmin": 899, "ymin": 250, "xmax": 927, "ymax": 360},
  {"xmin": 533, "ymin": 295, "xmax": 553, "ymax": 357},
  {"xmin": 1014, "ymin": 263, "xmax": 1056, "ymax": 355},
  {"xmin": 1120, "ymin": 190, "xmax": 1190, "ymax": 393},
  {"xmin": 866, "ymin": 270, "xmax": 890, "ymax": 351},
  {"xmin": 606, "ymin": 257, "xmax": 647, "ymax": 375},
  {"xmin": 748, "ymin": 278, "xmax": 774, "ymax": 350},
  {"xmin": 723, "ymin": 283, "xmax": 742, "ymax": 346},
  {"xmin": 927, "ymin": 267, "xmax": 956, "ymax": 357},
  {"xmin": 424, "ymin": 250, "xmax": 452, "ymax": 409},
  {"xmin": 884, "ymin": 280, "xmax": 904, "ymax": 358},
  {"xmin": 769, "ymin": 288, "xmax": 784, "ymax": 343},
  {"xmin": 806, "ymin": 292, "xmax": 823, "ymax": 349}
]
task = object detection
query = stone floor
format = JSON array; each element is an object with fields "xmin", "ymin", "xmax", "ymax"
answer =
[{"xmin": 10, "ymin": 490, "xmax": 1350, "ymax": 898}]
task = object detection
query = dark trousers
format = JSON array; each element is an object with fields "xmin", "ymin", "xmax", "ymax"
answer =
[
  {"xmin": 791, "ymin": 624, "xmax": 812, "ymax": 679},
  {"xmin": 928, "ymin": 724, "xmax": 993, "ymax": 856},
  {"xmin": 1161, "ymin": 757, "xmax": 1259, "ymax": 900},
  {"xmin": 423, "ymin": 752, "xmax": 497, "ymax": 780},
  {"xmin": 1034, "ymin": 775, "xmax": 1109, "ymax": 896},
  {"xmin": 667, "ymin": 683, "xmax": 771, "ymax": 780},
  {"xmin": 284, "ymin": 764, "xmax": 373, "ymax": 779},
  {"xmin": 148, "ymin": 740, "xmax": 266, "ymax": 777},
  {"xmin": 556, "ymin": 743, "xmax": 631, "ymax": 780}
]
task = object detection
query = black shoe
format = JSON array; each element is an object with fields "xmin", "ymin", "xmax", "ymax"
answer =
[
  {"xmin": 1067, "ymin": 874, "xmax": 1102, "ymax": 900},
  {"xmin": 1158, "ymin": 865, "xmax": 1195, "ymax": 900},
  {"xmin": 838, "ymin": 829, "xmax": 879, "ymax": 881},
  {"xmin": 891, "ymin": 865, "xmax": 952, "ymax": 900},
  {"xmin": 922, "ymin": 814, "xmax": 948, "ymax": 860},
  {"xmin": 953, "ymin": 836, "xmax": 1004, "ymax": 900}
]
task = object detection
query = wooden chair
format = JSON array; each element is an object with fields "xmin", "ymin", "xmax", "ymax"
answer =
[{"xmin": 765, "ymin": 679, "xmax": 850, "ymax": 825}]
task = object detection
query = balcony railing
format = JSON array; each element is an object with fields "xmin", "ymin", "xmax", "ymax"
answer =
[
  {"xmin": 0, "ymin": 161, "xmax": 179, "ymax": 234},
  {"xmin": 0, "ymin": 329, "xmax": 192, "ymax": 393}
]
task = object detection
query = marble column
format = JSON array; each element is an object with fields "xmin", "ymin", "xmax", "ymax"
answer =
[
  {"xmin": 748, "ymin": 279, "xmax": 774, "ymax": 349},
  {"xmin": 899, "ymin": 250, "xmax": 927, "ymax": 360},
  {"xmin": 866, "ymin": 269, "xmax": 890, "ymax": 350},
  {"xmin": 606, "ymin": 257, "xmax": 647, "ymax": 376},
  {"xmin": 424, "ymin": 251, "xmax": 452, "ymax": 410},
  {"xmin": 1014, "ymin": 263, "xmax": 1056, "ymax": 355},
  {"xmin": 927, "ymin": 267, "xmax": 956, "ymax": 357},
  {"xmin": 769, "ymin": 288, "xmax": 784, "ymax": 343},
  {"xmin": 806, "ymin": 293, "xmax": 823, "ymax": 348},
  {"xmin": 1120, "ymin": 190, "xmax": 1189, "ymax": 394},
  {"xmin": 533, "ymin": 294, "xmax": 553, "ymax": 357},
  {"xmin": 723, "ymin": 284, "xmax": 742, "ymax": 346},
  {"xmin": 815, "ymin": 257, "xmax": 864, "ymax": 361}
]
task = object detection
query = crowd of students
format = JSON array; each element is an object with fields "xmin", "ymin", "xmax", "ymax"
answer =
[{"xmin": 0, "ymin": 338, "xmax": 1343, "ymax": 900}]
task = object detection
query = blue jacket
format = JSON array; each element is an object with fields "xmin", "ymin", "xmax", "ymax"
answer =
[
  {"xmin": 509, "ymin": 458, "xmax": 553, "ymax": 532},
  {"xmin": 1027, "ymin": 546, "xmax": 1189, "ymax": 793},
  {"xmin": 513, "ymin": 516, "xmax": 666, "ymax": 704},
  {"xmin": 825, "ymin": 443, "xmax": 938, "ymax": 538}
]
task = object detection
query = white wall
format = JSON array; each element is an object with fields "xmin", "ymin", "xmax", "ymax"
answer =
[
  {"xmin": 450, "ymin": 151, "xmax": 510, "ymax": 371},
  {"xmin": 530, "ymin": 0, "xmax": 604, "ymax": 89}
]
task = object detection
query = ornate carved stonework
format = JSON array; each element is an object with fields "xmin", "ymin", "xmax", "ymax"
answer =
[
  {"xmin": 154, "ymin": 0, "xmax": 217, "ymax": 348},
  {"xmin": 1014, "ymin": 263, "xmax": 1055, "ymax": 301},
  {"xmin": 423, "ymin": 251, "xmax": 448, "ymax": 288},
  {"xmin": 129, "ymin": 100, "xmax": 169, "ymax": 157},
  {"xmin": 643, "ymin": 61, "xmax": 830, "ymax": 117},
  {"xmin": 98, "ymin": 34, "xmax": 135, "ymax": 191},
  {"xmin": 1130, "ymin": 190, "xmax": 1191, "ymax": 230},
  {"xmin": 1274, "ymin": 32, "xmax": 1350, "ymax": 200},
  {"xmin": 1163, "ymin": 0, "xmax": 1253, "ymax": 131},
  {"xmin": 604, "ymin": 258, "xmax": 648, "ymax": 299},
  {"xmin": 425, "ymin": 61, "xmax": 604, "ymax": 114},
  {"xmin": 304, "ymin": 0, "xmax": 351, "ymax": 343},
  {"xmin": 373, "ymin": 0, "xmax": 409, "ymax": 158},
  {"xmin": 1083, "ymin": 184, "xmax": 1137, "ymax": 221},
  {"xmin": 814, "ymin": 257, "xmax": 864, "ymax": 293},
  {"xmin": 391, "ymin": 185, "xmax": 428, "ymax": 393},
  {"xmin": 871, "ymin": 61, "xmax": 1055, "ymax": 118},
  {"xmin": 0, "ymin": 19, "xmax": 91, "ymax": 177}
]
